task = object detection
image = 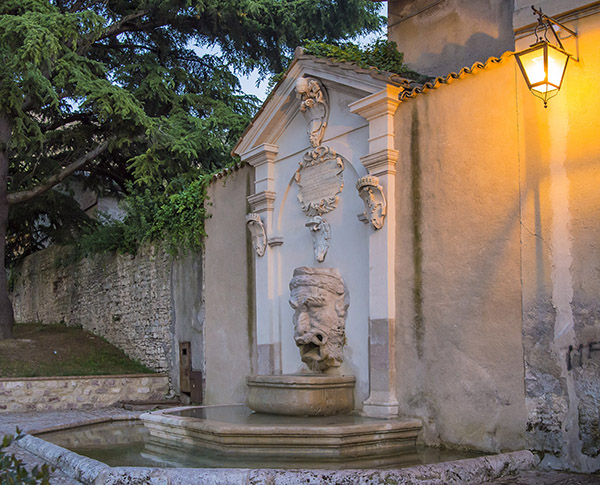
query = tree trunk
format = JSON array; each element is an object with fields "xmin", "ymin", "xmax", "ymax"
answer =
[{"xmin": 0, "ymin": 115, "xmax": 15, "ymax": 339}]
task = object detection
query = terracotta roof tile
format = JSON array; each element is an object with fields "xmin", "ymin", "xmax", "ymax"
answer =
[
  {"xmin": 295, "ymin": 49, "xmax": 416, "ymax": 89},
  {"xmin": 209, "ymin": 161, "xmax": 247, "ymax": 184},
  {"xmin": 399, "ymin": 51, "xmax": 515, "ymax": 100}
]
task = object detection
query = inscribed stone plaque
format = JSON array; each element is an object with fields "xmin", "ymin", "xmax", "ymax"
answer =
[{"xmin": 294, "ymin": 145, "xmax": 344, "ymax": 216}]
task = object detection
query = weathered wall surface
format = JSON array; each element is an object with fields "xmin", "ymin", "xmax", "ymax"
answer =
[
  {"xmin": 394, "ymin": 60, "xmax": 527, "ymax": 454},
  {"xmin": 388, "ymin": 0, "xmax": 514, "ymax": 76},
  {"xmin": 0, "ymin": 374, "xmax": 168, "ymax": 412},
  {"xmin": 393, "ymin": 7, "xmax": 600, "ymax": 472},
  {"xmin": 203, "ymin": 166, "xmax": 254, "ymax": 405},
  {"xmin": 516, "ymin": 12, "xmax": 600, "ymax": 473}
]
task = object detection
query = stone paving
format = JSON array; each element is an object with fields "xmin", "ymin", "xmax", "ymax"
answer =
[{"xmin": 1, "ymin": 407, "xmax": 599, "ymax": 484}]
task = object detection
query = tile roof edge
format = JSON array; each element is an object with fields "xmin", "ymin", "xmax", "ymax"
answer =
[
  {"xmin": 209, "ymin": 161, "xmax": 248, "ymax": 185},
  {"xmin": 399, "ymin": 51, "xmax": 515, "ymax": 101},
  {"xmin": 295, "ymin": 51, "xmax": 416, "ymax": 88}
]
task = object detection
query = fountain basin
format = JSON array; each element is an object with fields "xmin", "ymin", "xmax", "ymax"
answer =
[
  {"xmin": 246, "ymin": 374, "xmax": 355, "ymax": 416},
  {"xmin": 140, "ymin": 405, "xmax": 422, "ymax": 459}
]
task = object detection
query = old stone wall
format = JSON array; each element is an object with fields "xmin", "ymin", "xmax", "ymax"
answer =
[
  {"xmin": 11, "ymin": 245, "xmax": 175, "ymax": 374},
  {"xmin": 0, "ymin": 375, "xmax": 168, "ymax": 412}
]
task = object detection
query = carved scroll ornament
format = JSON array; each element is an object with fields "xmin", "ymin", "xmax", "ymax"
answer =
[
  {"xmin": 246, "ymin": 213, "xmax": 266, "ymax": 257},
  {"xmin": 296, "ymin": 77, "xmax": 329, "ymax": 148},
  {"xmin": 294, "ymin": 146, "xmax": 344, "ymax": 217},
  {"xmin": 289, "ymin": 266, "xmax": 349, "ymax": 372},
  {"xmin": 305, "ymin": 215, "xmax": 330, "ymax": 263},
  {"xmin": 356, "ymin": 175, "xmax": 387, "ymax": 230}
]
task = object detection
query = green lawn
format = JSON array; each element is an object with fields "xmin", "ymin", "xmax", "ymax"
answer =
[{"xmin": 0, "ymin": 322, "xmax": 154, "ymax": 377}]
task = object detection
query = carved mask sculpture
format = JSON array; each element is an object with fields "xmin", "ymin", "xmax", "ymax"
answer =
[
  {"xmin": 289, "ymin": 267, "xmax": 349, "ymax": 372},
  {"xmin": 296, "ymin": 77, "xmax": 328, "ymax": 148}
]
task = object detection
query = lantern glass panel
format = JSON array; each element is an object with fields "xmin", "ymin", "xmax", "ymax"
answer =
[
  {"xmin": 545, "ymin": 44, "xmax": 569, "ymax": 92},
  {"xmin": 517, "ymin": 45, "xmax": 547, "ymax": 88}
]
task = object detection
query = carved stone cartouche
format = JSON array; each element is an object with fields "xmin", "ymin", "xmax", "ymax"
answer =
[
  {"xmin": 289, "ymin": 267, "xmax": 349, "ymax": 372},
  {"xmin": 294, "ymin": 146, "xmax": 344, "ymax": 217},
  {"xmin": 356, "ymin": 175, "xmax": 387, "ymax": 230},
  {"xmin": 246, "ymin": 213, "xmax": 266, "ymax": 257},
  {"xmin": 296, "ymin": 77, "xmax": 329, "ymax": 148},
  {"xmin": 305, "ymin": 216, "xmax": 330, "ymax": 263}
]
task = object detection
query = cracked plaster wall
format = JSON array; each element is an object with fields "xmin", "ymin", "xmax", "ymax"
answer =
[{"xmin": 518, "ymin": 12, "xmax": 600, "ymax": 471}]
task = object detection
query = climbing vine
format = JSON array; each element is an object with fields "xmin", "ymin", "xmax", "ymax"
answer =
[
  {"xmin": 70, "ymin": 173, "xmax": 213, "ymax": 261},
  {"xmin": 303, "ymin": 39, "xmax": 429, "ymax": 82}
]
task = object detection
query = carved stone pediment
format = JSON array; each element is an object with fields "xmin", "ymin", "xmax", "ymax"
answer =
[
  {"xmin": 296, "ymin": 77, "xmax": 329, "ymax": 148},
  {"xmin": 295, "ymin": 146, "xmax": 344, "ymax": 217},
  {"xmin": 289, "ymin": 267, "xmax": 349, "ymax": 372},
  {"xmin": 305, "ymin": 216, "xmax": 330, "ymax": 263},
  {"xmin": 356, "ymin": 175, "xmax": 387, "ymax": 230},
  {"xmin": 246, "ymin": 213, "xmax": 266, "ymax": 257}
]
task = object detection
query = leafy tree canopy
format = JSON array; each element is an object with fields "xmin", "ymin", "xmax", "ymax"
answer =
[{"xmin": 0, "ymin": 0, "xmax": 384, "ymax": 338}]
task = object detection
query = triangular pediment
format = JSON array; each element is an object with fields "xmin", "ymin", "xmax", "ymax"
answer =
[{"xmin": 233, "ymin": 55, "xmax": 401, "ymax": 159}]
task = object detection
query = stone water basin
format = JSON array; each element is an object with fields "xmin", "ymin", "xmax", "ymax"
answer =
[
  {"xmin": 36, "ymin": 407, "xmax": 492, "ymax": 470},
  {"xmin": 140, "ymin": 405, "xmax": 422, "ymax": 461}
]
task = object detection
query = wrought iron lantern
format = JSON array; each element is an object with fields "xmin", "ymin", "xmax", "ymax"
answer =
[{"xmin": 515, "ymin": 6, "xmax": 577, "ymax": 107}]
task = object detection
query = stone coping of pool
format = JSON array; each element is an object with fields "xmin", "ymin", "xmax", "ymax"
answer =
[
  {"xmin": 141, "ymin": 404, "xmax": 422, "ymax": 458},
  {"xmin": 15, "ymin": 428, "xmax": 540, "ymax": 485}
]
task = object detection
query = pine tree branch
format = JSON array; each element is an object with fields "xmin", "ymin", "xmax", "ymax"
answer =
[
  {"xmin": 41, "ymin": 113, "xmax": 94, "ymax": 133},
  {"xmin": 7, "ymin": 140, "xmax": 112, "ymax": 206},
  {"xmin": 95, "ymin": 11, "xmax": 152, "ymax": 42}
]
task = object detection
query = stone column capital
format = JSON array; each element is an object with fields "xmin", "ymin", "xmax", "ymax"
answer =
[
  {"xmin": 239, "ymin": 143, "xmax": 279, "ymax": 167},
  {"xmin": 348, "ymin": 85, "xmax": 402, "ymax": 121},
  {"xmin": 247, "ymin": 191, "xmax": 276, "ymax": 214},
  {"xmin": 360, "ymin": 149, "xmax": 400, "ymax": 177}
]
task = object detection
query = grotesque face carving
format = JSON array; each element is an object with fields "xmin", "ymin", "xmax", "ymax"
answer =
[{"xmin": 289, "ymin": 267, "xmax": 349, "ymax": 372}]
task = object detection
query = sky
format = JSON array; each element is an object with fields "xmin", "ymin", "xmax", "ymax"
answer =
[{"xmin": 237, "ymin": 3, "xmax": 388, "ymax": 101}]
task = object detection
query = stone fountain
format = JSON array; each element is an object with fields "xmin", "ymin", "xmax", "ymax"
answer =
[
  {"xmin": 141, "ymin": 74, "xmax": 423, "ymax": 463},
  {"xmin": 141, "ymin": 265, "xmax": 421, "ymax": 461},
  {"xmin": 246, "ymin": 266, "xmax": 355, "ymax": 416}
]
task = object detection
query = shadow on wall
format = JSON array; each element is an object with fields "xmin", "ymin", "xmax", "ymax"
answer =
[{"xmin": 413, "ymin": 31, "xmax": 515, "ymax": 77}]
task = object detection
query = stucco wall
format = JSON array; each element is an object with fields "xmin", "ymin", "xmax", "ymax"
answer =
[
  {"xmin": 394, "ymin": 60, "xmax": 526, "ymax": 453},
  {"xmin": 202, "ymin": 165, "xmax": 254, "ymax": 405},
  {"xmin": 393, "ymin": 9, "xmax": 600, "ymax": 472},
  {"xmin": 516, "ymin": 11, "xmax": 600, "ymax": 472},
  {"xmin": 388, "ymin": 0, "xmax": 514, "ymax": 76}
]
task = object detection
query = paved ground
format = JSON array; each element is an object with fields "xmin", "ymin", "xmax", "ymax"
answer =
[{"xmin": 1, "ymin": 407, "xmax": 599, "ymax": 484}]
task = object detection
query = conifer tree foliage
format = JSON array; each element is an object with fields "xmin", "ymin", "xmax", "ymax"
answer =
[{"xmin": 0, "ymin": 0, "xmax": 383, "ymax": 338}]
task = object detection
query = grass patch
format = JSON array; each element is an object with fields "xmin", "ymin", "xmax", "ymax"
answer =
[{"xmin": 0, "ymin": 322, "xmax": 154, "ymax": 378}]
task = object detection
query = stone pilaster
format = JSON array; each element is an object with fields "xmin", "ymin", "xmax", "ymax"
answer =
[
  {"xmin": 241, "ymin": 144, "xmax": 281, "ymax": 375},
  {"xmin": 349, "ymin": 86, "xmax": 402, "ymax": 418}
]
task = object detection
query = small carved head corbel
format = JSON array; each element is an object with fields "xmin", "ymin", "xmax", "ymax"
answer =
[
  {"xmin": 356, "ymin": 175, "xmax": 387, "ymax": 230},
  {"xmin": 246, "ymin": 213, "xmax": 267, "ymax": 257}
]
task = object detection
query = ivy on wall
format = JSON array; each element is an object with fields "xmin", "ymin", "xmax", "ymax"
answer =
[
  {"xmin": 70, "ymin": 174, "xmax": 212, "ymax": 261},
  {"xmin": 303, "ymin": 39, "xmax": 429, "ymax": 82}
]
